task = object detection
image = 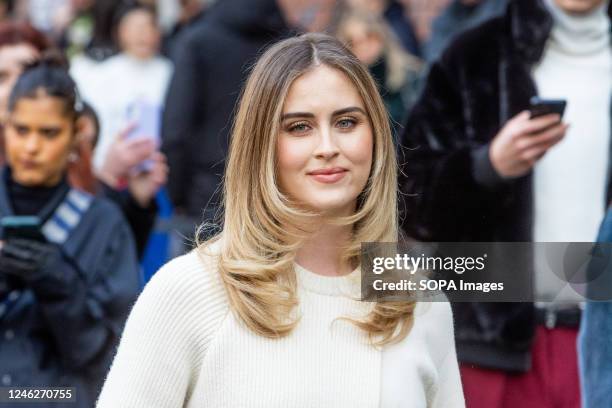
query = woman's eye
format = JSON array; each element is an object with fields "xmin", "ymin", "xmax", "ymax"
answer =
[
  {"xmin": 41, "ymin": 129, "xmax": 60, "ymax": 139},
  {"xmin": 288, "ymin": 122, "xmax": 310, "ymax": 134},
  {"xmin": 15, "ymin": 126, "xmax": 29, "ymax": 136},
  {"xmin": 337, "ymin": 118, "xmax": 357, "ymax": 129}
]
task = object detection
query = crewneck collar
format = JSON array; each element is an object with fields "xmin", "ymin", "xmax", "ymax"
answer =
[
  {"xmin": 543, "ymin": 0, "xmax": 610, "ymax": 55},
  {"xmin": 294, "ymin": 262, "xmax": 361, "ymax": 298}
]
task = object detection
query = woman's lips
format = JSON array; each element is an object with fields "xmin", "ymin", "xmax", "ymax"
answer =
[
  {"xmin": 21, "ymin": 160, "xmax": 38, "ymax": 169},
  {"xmin": 308, "ymin": 168, "xmax": 348, "ymax": 184}
]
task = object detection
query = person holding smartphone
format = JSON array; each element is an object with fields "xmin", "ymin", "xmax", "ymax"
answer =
[
  {"xmin": 73, "ymin": 102, "xmax": 168, "ymax": 258},
  {"xmin": 398, "ymin": 0, "xmax": 611, "ymax": 406},
  {"xmin": 0, "ymin": 56, "xmax": 140, "ymax": 407},
  {"xmin": 72, "ymin": 1, "xmax": 172, "ymax": 172},
  {"xmin": 0, "ymin": 21, "xmax": 164, "ymax": 260}
]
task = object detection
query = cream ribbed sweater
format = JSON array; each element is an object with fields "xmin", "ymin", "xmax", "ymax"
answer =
[{"xmin": 97, "ymin": 244, "xmax": 464, "ymax": 407}]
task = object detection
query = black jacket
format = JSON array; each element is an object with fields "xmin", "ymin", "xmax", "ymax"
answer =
[
  {"xmin": 99, "ymin": 182, "xmax": 157, "ymax": 259},
  {"xmin": 399, "ymin": 0, "xmax": 612, "ymax": 371},
  {"xmin": 161, "ymin": 0, "xmax": 292, "ymax": 221},
  {"xmin": 0, "ymin": 171, "xmax": 140, "ymax": 407}
]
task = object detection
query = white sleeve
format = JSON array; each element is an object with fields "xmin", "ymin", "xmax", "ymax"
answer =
[{"xmin": 97, "ymin": 251, "xmax": 227, "ymax": 408}]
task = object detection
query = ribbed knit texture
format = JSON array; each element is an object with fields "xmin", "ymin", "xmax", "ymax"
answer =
[{"xmin": 97, "ymin": 243, "xmax": 464, "ymax": 407}]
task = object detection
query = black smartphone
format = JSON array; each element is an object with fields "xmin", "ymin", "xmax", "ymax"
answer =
[
  {"xmin": 529, "ymin": 96, "xmax": 567, "ymax": 119},
  {"xmin": 0, "ymin": 216, "xmax": 46, "ymax": 242}
]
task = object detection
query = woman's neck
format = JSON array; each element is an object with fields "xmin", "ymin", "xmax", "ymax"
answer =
[
  {"xmin": 294, "ymin": 222, "xmax": 354, "ymax": 277},
  {"xmin": 544, "ymin": 0, "xmax": 610, "ymax": 56},
  {"xmin": 7, "ymin": 172, "xmax": 68, "ymax": 217}
]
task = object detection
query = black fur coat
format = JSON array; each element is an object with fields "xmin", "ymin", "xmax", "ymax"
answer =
[{"xmin": 399, "ymin": 0, "xmax": 612, "ymax": 371}]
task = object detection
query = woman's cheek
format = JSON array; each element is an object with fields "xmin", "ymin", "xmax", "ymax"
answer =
[
  {"xmin": 343, "ymin": 130, "xmax": 373, "ymax": 169},
  {"xmin": 277, "ymin": 136, "xmax": 311, "ymax": 174}
]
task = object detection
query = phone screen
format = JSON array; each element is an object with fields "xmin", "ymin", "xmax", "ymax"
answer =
[
  {"xmin": 125, "ymin": 100, "xmax": 161, "ymax": 144},
  {"xmin": 125, "ymin": 100, "xmax": 162, "ymax": 171}
]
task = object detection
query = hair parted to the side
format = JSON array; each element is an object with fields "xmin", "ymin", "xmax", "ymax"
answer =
[{"xmin": 198, "ymin": 33, "xmax": 415, "ymax": 346}]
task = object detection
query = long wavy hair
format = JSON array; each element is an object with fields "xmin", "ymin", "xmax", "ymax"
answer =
[{"xmin": 198, "ymin": 33, "xmax": 415, "ymax": 346}]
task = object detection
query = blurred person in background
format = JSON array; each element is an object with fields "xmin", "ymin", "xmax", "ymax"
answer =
[
  {"xmin": 0, "ymin": 21, "xmax": 166, "ymax": 259},
  {"xmin": 0, "ymin": 21, "xmax": 49, "ymax": 124},
  {"xmin": 69, "ymin": 0, "xmax": 122, "ymax": 86},
  {"xmin": 69, "ymin": 102, "xmax": 168, "ymax": 258},
  {"xmin": 336, "ymin": 10, "xmax": 423, "ymax": 141},
  {"xmin": 161, "ymin": 0, "xmax": 209, "ymax": 58},
  {"xmin": 399, "ymin": 0, "xmax": 611, "ymax": 406},
  {"xmin": 73, "ymin": 1, "xmax": 172, "ymax": 172},
  {"xmin": 162, "ymin": 0, "xmax": 337, "ymax": 248},
  {"xmin": 344, "ymin": 0, "xmax": 421, "ymax": 56},
  {"xmin": 0, "ymin": 21, "xmax": 49, "ymax": 165},
  {"xmin": 580, "ymin": 205, "xmax": 612, "ymax": 408},
  {"xmin": 76, "ymin": 1, "xmax": 171, "ymax": 259},
  {"xmin": 398, "ymin": 0, "xmax": 451, "ymax": 44},
  {"xmin": 0, "ymin": 56, "xmax": 139, "ymax": 407},
  {"xmin": 58, "ymin": 0, "xmax": 96, "ymax": 58},
  {"xmin": 80, "ymin": 0, "xmax": 119, "ymax": 61},
  {"xmin": 424, "ymin": 0, "xmax": 507, "ymax": 63}
]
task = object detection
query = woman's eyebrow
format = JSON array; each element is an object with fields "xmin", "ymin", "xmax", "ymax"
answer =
[
  {"xmin": 281, "ymin": 112, "xmax": 315, "ymax": 120},
  {"xmin": 11, "ymin": 120, "xmax": 29, "ymax": 128},
  {"xmin": 39, "ymin": 125, "xmax": 62, "ymax": 132},
  {"xmin": 332, "ymin": 106, "xmax": 366, "ymax": 116},
  {"xmin": 281, "ymin": 106, "xmax": 366, "ymax": 121}
]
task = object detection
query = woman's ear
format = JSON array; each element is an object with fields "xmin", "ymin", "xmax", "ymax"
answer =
[{"xmin": 73, "ymin": 115, "xmax": 88, "ymax": 147}]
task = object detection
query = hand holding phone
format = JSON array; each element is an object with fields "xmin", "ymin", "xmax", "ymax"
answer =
[{"xmin": 489, "ymin": 110, "xmax": 569, "ymax": 179}]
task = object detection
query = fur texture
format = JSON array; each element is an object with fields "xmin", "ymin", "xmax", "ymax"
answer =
[{"xmin": 399, "ymin": 0, "xmax": 611, "ymax": 371}]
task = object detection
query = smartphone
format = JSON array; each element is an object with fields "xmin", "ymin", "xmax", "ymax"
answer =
[
  {"xmin": 529, "ymin": 96, "xmax": 567, "ymax": 119},
  {"xmin": 125, "ymin": 100, "xmax": 162, "ymax": 172},
  {"xmin": 0, "ymin": 216, "xmax": 46, "ymax": 242}
]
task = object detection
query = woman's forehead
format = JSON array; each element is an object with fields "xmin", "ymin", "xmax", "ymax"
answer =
[
  {"xmin": 10, "ymin": 95, "xmax": 71, "ymax": 123},
  {"xmin": 282, "ymin": 65, "xmax": 365, "ymax": 115}
]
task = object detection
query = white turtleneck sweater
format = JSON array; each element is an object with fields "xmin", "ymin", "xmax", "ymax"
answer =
[
  {"xmin": 532, "ymin": 0, "xmax": 611, "ymax": 301},
  {"xmin": 96, "ymin": 243, "xmax": 464, "ymax": 407}
]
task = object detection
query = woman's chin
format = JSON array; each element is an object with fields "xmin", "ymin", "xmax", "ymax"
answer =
[
  {"xmin": 306, "ymin": 199, "xmax": 357, "ymax": 218},
  {"xmin": 12, "ymin": 174, "xmax": 42, "ymax": 187}
]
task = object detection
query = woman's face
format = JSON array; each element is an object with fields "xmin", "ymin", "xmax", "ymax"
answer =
[
  {"xmin": 341, "ymin": 19, "xmax": 384, "ymax": 66},
  {"xmin": 0, "ymin": 44, "xmax": 40, "ymax": 122},
  {"xmin": 118, "ymin": 9, "xmax": 160, "ymax": 60},
  {"xmin": 5, "ymin": 95, "xmax": 76, "ymax": 187},
  {"xmin": 277, "ymin": 65, "xmax": 373, "ymax": 217}
]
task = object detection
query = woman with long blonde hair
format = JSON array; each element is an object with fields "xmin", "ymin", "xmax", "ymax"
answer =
[{"xmin": 97, "ymin": 33, "xmax": 464, "ymax": 407}]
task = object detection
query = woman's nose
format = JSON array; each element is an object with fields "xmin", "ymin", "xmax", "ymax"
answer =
[
  {"xmin": 24, "ymin": 134, "xmax": 41, "ymax": 153},
  {"xmin": 314, "ymin": 127, "xmax": 340, "ymax": 160}
]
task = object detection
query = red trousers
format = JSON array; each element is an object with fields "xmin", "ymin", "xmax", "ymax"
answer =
[{"xmin": 460, "ymin": 326, "xmax": 580, "ymax": 408}]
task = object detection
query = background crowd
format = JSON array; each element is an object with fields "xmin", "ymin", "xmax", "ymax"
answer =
[{"xmin": 0, "ymin": 0, "xmax": 609, "ymax": 407}]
